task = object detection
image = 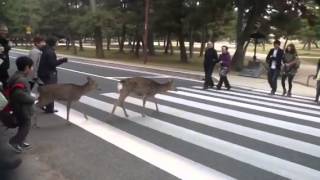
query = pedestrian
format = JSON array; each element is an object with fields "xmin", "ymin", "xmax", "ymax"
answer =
[
  {"xmin": 314, "ymin": 59, "xmax": 320, "ymax": 103},
  {"xmin": 203, "ymin": 41, "xmax": 218, "ymax": 89},
  {"xmin": 281, "ymin": 43, "xmax": 300, "ymax": 97},
  {"xmin": 216, "ymin": 46, "xmax": 231, "ymax": 90},
  {"xmin": 266, "ymin": 40, "xmax": 284, "ymax": 95},
  {"xmin": 28, "ymin": 36, "xmax": 46, "ymax": 90},
  {"xmin": 8, "ymin": 56, "xmax": 35, "ymax": 153},
  {"xmin": 38, "ymin": 37, "xmax": 67, "ymax": 113},
  {"xmin": 0, "ymin": 24, "xmax": 11, "ymax": 88}
]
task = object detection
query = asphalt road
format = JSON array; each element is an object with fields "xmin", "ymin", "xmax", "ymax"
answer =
[{"xmin": 2, "ymin": 51, "xmax": 320, "ymax": 180}]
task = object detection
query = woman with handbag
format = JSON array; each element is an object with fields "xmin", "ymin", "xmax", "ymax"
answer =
[
  {"xmin": 281, "ymin": 43, "xmax": 300, "ymax": 97},
  {"xmin": 216, "ymin": 46, "xmax": 231, "ymax": 90}
]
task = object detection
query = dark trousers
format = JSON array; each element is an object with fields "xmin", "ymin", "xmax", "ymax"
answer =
[
  {"xmin": 204, "ymin": 62, "xmax": 215, "ymax": 88},
  {"xmin": 268, "ymin": 69, "xmax": 280, "ymax": 93},
  {"xmin": 316, "ymin": 81, "xmax": 320, "ymax": 102},
  {"xmin": 9, "ymin": 117, "xmax": 31, "ymax": 145},
  {"xmin": 0, "ymin": 71, "xmax": 9, "ymax": 89},
  {"xmin": 281, "ymin": 74, "xmax": 294, "ymax": 93},
  {"xmin": 217, "ymin": 76, "xmax": 230, "ymax": 89},
  {"xmin": 39, "ymin": 72, "xmax": 57, "ymax": 112}
]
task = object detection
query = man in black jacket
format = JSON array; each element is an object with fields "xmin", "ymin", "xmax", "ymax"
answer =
[
  {"xmin": 0, "ymin": 24, "xmax": 11, "ymax": 88},
  {"xmin": 266, "ymin": 40, "xmax": 284, "ymax": 95},
  {"xmin": 203, "ymin": 42, "xmax": 219, "ymax": 89},
  {"xmin": 38, "ymin": 37, "xmax": 67, "ymax": 113}
]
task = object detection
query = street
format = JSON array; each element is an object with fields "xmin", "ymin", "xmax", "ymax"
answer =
[{"xmin": 3, "ymin": 50, "xmax": 320, "ymax": 180}]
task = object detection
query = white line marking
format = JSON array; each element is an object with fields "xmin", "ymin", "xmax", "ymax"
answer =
[
  {"xmin": 192, "ymin": 86, "xmax": 320, "ymax": 110},
  {"xmin": 81, "ymin": 95, "xmax": 320, "ymax": 180},
  {"xmin": 179, "ymin": 87, "xmax": 320, "ymax": 116},
  {"xmin": 170, "ymin": 90, "xmax": 320, "ymax": 124},
  {"xmin": 151, "ymin": 93, "xmax": 320, "ymax": 138},
  {"xmin": 104, "ymin": 92, "xmax": 320, "ymax": 158},
  {"xmin": 45, "ymin": 100, "xmax": 233, "ymax": 180}
]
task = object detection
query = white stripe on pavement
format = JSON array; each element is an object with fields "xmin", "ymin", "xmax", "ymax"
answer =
[
  {"xmin": 180, "ymin": 87, "xmax": 320, "ymax": 116},
  {"xmin": 103, "ymin": 92, "xmax": 320, "ymax": 158},
  {"xmin": 50, "ymin": 101, "xmax": 232, "ymax": 180},
  {"xmin": 153, "ymin": 93, "xmax": 320, "ymax": 138},
  {"xmin": 169, "ymin": 90, "xmax": 320, "ymax": 124},
  {"xmin": 193, "ymin": 86, "xmax": 320, "ymax": 110},
  {"xmin": 81, "ymin": 95, "xmax": 320, "ymax": 180}
]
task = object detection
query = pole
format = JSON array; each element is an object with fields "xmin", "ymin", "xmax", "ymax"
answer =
[{"xmin": 143, "ymin": 0, "xmax": 150, "ymax": 64}]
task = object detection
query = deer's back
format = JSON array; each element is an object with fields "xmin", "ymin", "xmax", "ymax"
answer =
[
  {"xmin": 39, "ymin": 84, "xmax": 84, "ymax": 101},
  {"xmin": 121, "ymin": 77, "xmax": 160, "ymax": 97}
]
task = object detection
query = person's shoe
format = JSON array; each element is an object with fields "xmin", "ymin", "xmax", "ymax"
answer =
[
  {"xmin": 227, "ymin": 86, "xmax": 231, "ymax": 91},
  {"xmin": 287, "ymin": 92, "xmax": 292, "ymax": 97},
  {"xmin": 269, "ymin": 91, "xmax": 275, "ymax": 95},
  {"xmin": 203, "ymin": 86, "xmax": 208, "ymax": 90},
  {"xmin": 282, "ymin": 89, "xmax": 286, "ymax": 96},
  {"xmin": 8, "ymin": 142, "xmax": 23, "ymax": 153},
  {"xmin": 45, "ymin": 109, "xmax": 58, "ymax": 114},
  {"xmin": 216, "ymin": 87, "xmax": 221, "ymax": 90},
  {"xmin": 0, "ymin": 158, "xmax": 22, "ymax": 170},
  {"xmin": 20, "ymin": 142, "xmax": 31, "ymax": 149}
]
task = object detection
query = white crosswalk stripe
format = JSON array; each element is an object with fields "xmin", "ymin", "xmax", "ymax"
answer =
[{"xmin": 50, "ymin": 86, "xmax": 320, "ymax": 180}]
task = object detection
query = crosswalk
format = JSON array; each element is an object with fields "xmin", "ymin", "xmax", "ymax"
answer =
[{"xmin": 52, "ymin": 86, "xmax": 320, "ymax": 180}]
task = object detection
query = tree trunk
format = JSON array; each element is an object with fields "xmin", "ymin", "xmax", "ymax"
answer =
[
  {"xmin": 71, "ymin": 39, "xmax": 77, "ymax": 55},
  {"xmin": 199, "ymin": 26, "xmax": 207, "ymax": 57},
  {"xmin": 189, "ymin": 28, "xmax": 194, "ymax": 58},
  {"xmin": 165, "ymin": 32, "xmax": 171, "ymax": 54},
  {"xmin": 135, "ymin": 38, "xmax": 141, "ymax": 57},
  {"xmin": 94, "ymin": 26, "xmax": 104, "ymax": 58},
  {"xmin": 308, "ymin": 40, "xmax": 311, "ymax": 50},
  {"xmin": 177, "ymin": 31, "xmax": 188, "ymax": 63},
  {"xmin": 303, "ymin": 42, "xmax": 307, "ymax": 49},
  {"xmin": 66, "ymin": 38, "xmax": 70, "ymax": 50},
  {"xmin": 119, "ymin": 24, "xmax": 126, "ymax": 53},
  {"xmin": 106, "ymin": 36, "xmax": 111, "ymax": 51},
  {"xmin": 313, "ymin": 40, "xmax": 319, "ymax": 48},
  {"xmin": 79, "ymin": 38, "xmax": 84, "ymax": 51}
]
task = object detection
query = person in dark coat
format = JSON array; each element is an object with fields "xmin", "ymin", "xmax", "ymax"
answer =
[
  {"xmin": 203, "ymin": 42, "xmax": 218, "ymax": 89},
  {"xmin": 8, "ymin": 56, "xmax": 35, "ymax": 153},
  {"xmin": 266, "ymin": 40, "xmax": 284, "ymax": 95},
  {"xmin": 0, "ymin": 24, "xmax": 11, "ymax": 88},
  {"xmin": 216, "ymin": 46, "xmax": 231, "ymax": 90},
  {"xmin": 38, "ymin": 37, "xmax": 67, "ymax": 113}
]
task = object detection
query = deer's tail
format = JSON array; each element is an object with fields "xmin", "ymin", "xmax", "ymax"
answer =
[{"xmin": 117, "ymin": 80, "xmax": 126, "ymax": 92}]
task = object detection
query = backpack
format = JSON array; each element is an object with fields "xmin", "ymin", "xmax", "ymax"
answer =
[{"xmin": 0, "ymin": 83, "xmax": 26, "ymax": 129}]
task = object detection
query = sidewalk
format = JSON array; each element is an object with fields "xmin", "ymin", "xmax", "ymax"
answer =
[{"xmin": 13, "ymin": 48, "xmax": 316, "ymax": 98}]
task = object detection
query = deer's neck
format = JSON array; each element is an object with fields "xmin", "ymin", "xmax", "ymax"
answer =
[
  {"xmin": 158, "ymin": 82, "xmax": 170, "ymax": 93},
  {"xmin": 80, "ymin": 82, "xmax": 91, "ymax": 94}
]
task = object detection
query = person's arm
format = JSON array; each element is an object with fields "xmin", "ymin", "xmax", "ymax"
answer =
[
  {"xmin": 213, "ymin": 50, "xmax": 219, "ymax": 63},
  {"xmin": 11, "ymin": 88, "xmax": 35, "ymax": 104},
  {"xmin": 46, "ymin": 50, "xmax": 67, "ymax": 69},
  {"xmin": 314, "ymin": 61, "xmax": 320, "ymax": 79},
  {"xmin": 266, "ymin": 49, "xmax": 272, "ymax": 64}
]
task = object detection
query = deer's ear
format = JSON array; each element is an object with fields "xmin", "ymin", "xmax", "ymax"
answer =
[{"xmin": 87, "ymin": 76, "xmax": 91, "ymax": 80}]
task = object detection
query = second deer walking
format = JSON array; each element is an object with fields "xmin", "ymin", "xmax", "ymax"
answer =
[{"xmin": 111, "ymin": 77, "xmax": 176, "ymax": 117}]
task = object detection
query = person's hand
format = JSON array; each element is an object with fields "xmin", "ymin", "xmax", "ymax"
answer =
[{"xmin": 313, "ymin": 75, "xmax": 317, "ymax": 80}]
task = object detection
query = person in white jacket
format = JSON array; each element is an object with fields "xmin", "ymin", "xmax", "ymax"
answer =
[{"xmin": 28, "ymin": 36, "xmax": 46, "ymax": 89}]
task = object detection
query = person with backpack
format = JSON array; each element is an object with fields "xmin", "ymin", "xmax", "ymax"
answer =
[
  {"xmin": 7, "ymin": 56, "xmax": 35, "ymax": 153},
  {"xmin": 216, "ymin": 46, "xmax": 231, "ymax": 90},
  {"xmin": 314, "ymin": 59, "xmax": 320, "ymax": 103},
  {"xmin": 203, "ymin": 42, "xmax": 218, "ymax": 89}
]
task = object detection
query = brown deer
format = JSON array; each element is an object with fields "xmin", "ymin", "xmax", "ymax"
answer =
[
  {"xmin": 111, "ymin": 77, "xmax": 176, "ymax": 117},
  {"xmin": 35, "ymin": 76, "xmax": 98, "ymax": 126}
]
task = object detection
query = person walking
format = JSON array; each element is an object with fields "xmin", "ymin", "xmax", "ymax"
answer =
[
  {"xmin": 8, "ymin": 56, "xmax": 35, "ymax": 153},
  {"xmin": 266, "ymin": 40, "xmax": 284, "ymax": 95},
  {"xmin": 216, "ymin": 46, "xmax": 231, "ymax": 90},
  {"xmin": 314, "ymin": 59, "xmax": 320, "ymax": 103},
  {"xmin": 203, "ymin": 42, "xmax": 218, "ymax": 89},
  {"xmin": 38, "ymin": 37, "xmax": 67, "ymax": 113},
  {"xmin": 28, "ymin": 36, "xmax": 46, "ymax": 90},
  {"xmin": 0, "ymin": 24, "xmax": 11, "ymax": 88},
  {"xmin": 281, "ymin": 44, "xmax": 300, "ymax": 97}
]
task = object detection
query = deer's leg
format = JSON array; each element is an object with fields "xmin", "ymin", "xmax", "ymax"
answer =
[
  {"xmin": 112, "ymin": 91, "xmax": 129, "ymax": 117},
  {"xmin": 154, "ymin": 99, "xmax": 159, "ymax": 113},
  {"xmin": 66, "ymin": 101, "xmax": 72, "ymax": 125},
  {"xmin": 142, "ymin": 96, "xmax": 147, "ymax": 117}
]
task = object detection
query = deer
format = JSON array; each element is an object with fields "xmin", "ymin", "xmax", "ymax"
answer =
[
  {"xmin": 34, "ymin": 76, "xmax": 98, "ymax": 127},
  {"xmin": 111, "ymin": 77, "xmax": 176, "ymax": 118}
]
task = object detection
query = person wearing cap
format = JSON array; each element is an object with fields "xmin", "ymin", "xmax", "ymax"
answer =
[
  {"xmin": 203, "ymin": 41, "xmax": 218, "ymax": 89},
  {"xmin": 38, "ymin": 37, "xmax": 68, "ymax": 113},
  {"xmin": 0, "ymin": 24, "xmax": 11, "ymax": 88},
  {"xmin": 28, "ymin": 36, "xmax": 46, "ymax": 89}
]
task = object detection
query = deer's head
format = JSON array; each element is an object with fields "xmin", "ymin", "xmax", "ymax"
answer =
[{"xmin": 86, "ymin": 76, "xmax": 98, "ymax": 91}]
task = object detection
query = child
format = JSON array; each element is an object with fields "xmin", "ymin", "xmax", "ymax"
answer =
[
  {"xmin": 8, "ymin": 56, "xmax": 35, "ymax": 153},
  {"xmin": 314, "ymin": 59, "xmax": 320, "ymax": 103}
]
